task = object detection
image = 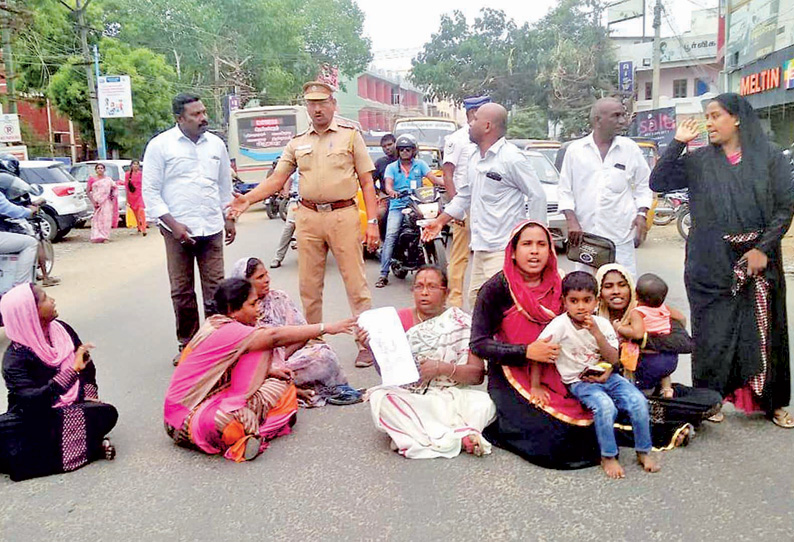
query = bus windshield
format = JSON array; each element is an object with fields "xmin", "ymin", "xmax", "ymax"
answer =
[
  {"xmin": 393, "ymin": 119, "xmax": 457, "ymax": 148},
  {"xmin": 237, "ymin": 113, "xmax": 298, "ymax": 162}
]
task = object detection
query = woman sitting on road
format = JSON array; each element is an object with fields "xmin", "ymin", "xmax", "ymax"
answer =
[
  {"xmin": 596, "ymin": 264, "xmax": 722, "ymax": 447},
  {"xmin": 366, "ymin": 265, "xmax": 496, "ymax": 458},
  {"xmin": 231, "ymin": 257, "xmax": 362, "ymax": 407},
  {"xmin": 87, "ymin": 163, "xmax": 118, "ymax": 244},
  {"xmin": 471, "ymin": 221, "xmax": 607, "ymax": 469},
  {"xmin": 0, "ymin": 283, "xmax": 118, "ymax": 481},
  {"xmin": 164, "ymin": 278, "xmax": 355, "ymax": 462}
]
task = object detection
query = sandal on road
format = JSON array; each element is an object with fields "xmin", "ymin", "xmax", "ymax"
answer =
[
  {"xmin": 772, "ymin": 409, "xmax": 794, "ymax": 428},
  {"xmin": 101, "ymin": 438, "xmax": 116, "ymax": 461},
  {"xmin": 707, "ymin": 411, "xmax": 725, "ymax": 423}
]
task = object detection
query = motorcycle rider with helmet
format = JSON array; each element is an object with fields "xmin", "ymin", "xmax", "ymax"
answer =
[
  {"xmin": 0, "ymin": 155, "xmax": 41, "ymax": 287},
  {"xmin": 376, "ymin": 134, "xmax": 442, "ymax": 288}
]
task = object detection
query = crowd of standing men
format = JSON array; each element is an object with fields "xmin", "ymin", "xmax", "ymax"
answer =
[{"xmin": 138, "ymin": 85, "xmax": 665, "ymax": 367}]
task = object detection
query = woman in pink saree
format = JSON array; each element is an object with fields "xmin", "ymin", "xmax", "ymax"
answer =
[
  {"xmin": 87, "ymin": 163, "xmax": 118, "ymax": 243},
  {"xmin": 164, "ymin": 278, "xmax": 356, "ymax": 462}
]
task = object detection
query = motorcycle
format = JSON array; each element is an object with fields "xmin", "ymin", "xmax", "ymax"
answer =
[
  {"xmin": 677, "ymin": 203, "xmax": 691, "ymax": 240},
  {"xmin": 263, "ymin": 193, "xmax": 285, "ymax": 220},
  {"xmin": 389, "ymin": 186, "xmax": 449, "ymax": 280},
  {"xmin": 0, "ymin": 173, "xmax": 54, "ymax": 294},
  {"xmin": 653, "ymin": 190, "xmax": 690, "ymax": 226}
]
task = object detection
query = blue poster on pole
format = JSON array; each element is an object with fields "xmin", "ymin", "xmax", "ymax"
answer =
[{"xmin": 619, "ymin": 61, "xmax": 634, "ymax": 93}]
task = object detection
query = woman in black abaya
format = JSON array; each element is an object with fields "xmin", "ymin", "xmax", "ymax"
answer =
[{"xmin": 650, "ymin": 93, "xmax": 794, "ymax": 427}]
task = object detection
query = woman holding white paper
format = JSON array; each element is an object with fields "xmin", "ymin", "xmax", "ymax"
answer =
[{"xmin": 367, "ymin": 266, "xmax": 496, "ymax": 459}]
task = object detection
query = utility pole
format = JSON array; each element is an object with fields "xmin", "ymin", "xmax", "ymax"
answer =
[
  {"xmin": 1, "ymin": 0, "xmax": 17, "ymax": 114},
  {"xmin": 92, "ymin": 44, "xmax": 106, "ymax": 159},
  {"xmin": 74, "ymin": 0, "xmax": 104, "ymax": 158},
  {"xmin": 651, "ymin": 0, "xmax": 662, "ymax": 109}
]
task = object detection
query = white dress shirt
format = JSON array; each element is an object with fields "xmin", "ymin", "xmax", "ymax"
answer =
[
  {"xmin": 443, "ymin": 125, "xmax": 475, "ymax": 191},
  {"xmin": 558, "ymin": 134, "xmax": 652, "ymax": 245},
  {"xmin": 445, "ymin": 138, "xmax": 547, "ymax": 252},
  {"xmin": 142, "ymin": 125, "xmax": 232, "ymax": 237}
]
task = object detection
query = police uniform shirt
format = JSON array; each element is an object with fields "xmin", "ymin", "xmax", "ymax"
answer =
[{"xmin": 276, "ymin": 121, "xmax": 375, "ymax": 203}]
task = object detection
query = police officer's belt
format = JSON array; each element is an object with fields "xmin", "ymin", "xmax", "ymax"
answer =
[{"xmin": 300, "ymin": 198, "xmax": 356, "ymax": 212}]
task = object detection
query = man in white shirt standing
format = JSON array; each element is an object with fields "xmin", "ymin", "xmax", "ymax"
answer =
[
  {"xmin": 423, "ymin": 102, "xmax": 547, "ymax": 309},
  {"xmin": 142, "ymin": 93, "xmax": 235, "ymax": 360},
  {"xmin": 558, "ymin": 97, "xmax": 652, "ymax": 278},
  {"xmin": 442, "ymin": 95, "xmax": 490, "ymax": 309}
]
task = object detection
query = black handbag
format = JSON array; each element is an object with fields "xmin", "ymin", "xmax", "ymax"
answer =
[{"xmin": 566, "ymin": 232, "xmax": 616, "ymax": 269}]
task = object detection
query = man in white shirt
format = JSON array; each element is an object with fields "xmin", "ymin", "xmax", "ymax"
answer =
[
  {"xmin": 558, "ymin": 98, "xmax": 652, "ymax": 277},
  {"xmin": 423, "ymin": 103, "xmax": 547, "ymax": 309},
  {"xmin": 142, "ymin": 93, "xmax": 235, "ymax": 359},
  {"xmin": 442, "ymin": 95, "xmax": 490, "ymax": 309}
]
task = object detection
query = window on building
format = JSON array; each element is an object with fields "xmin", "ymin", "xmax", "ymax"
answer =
[
  {"xmin": 695, "ymin": 78, "xmax": 709, "ymax": 96},
  {"xmin": 673, "ymin": 79, "xmax": 688, "ymax": 98},
  {"xmin": 645, "ymin": 82, "xmax": 652, "ymax": 100}
]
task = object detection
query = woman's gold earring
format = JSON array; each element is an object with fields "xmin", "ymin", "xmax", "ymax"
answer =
[{"xmin": 735, "ymin": 121, "xmax": 740, "ymax": 126}]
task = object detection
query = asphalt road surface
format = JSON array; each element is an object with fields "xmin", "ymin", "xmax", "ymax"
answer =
[{"xmin": 1, "ymin": 211, "xmax": 792, "ymax": 542}]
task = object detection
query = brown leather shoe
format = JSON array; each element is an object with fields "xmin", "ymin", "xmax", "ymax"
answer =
[{"xmin": 354, "ymin": 348, "xmax": 375, "ymax": 368}]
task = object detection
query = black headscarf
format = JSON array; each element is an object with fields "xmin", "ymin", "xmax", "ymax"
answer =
[{"xmin": 710, "ymin": 92, "xmax": 770, "ymax": 178}]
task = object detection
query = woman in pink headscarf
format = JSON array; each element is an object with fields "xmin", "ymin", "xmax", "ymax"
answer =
[
  {"xmin": 87, "ymin": 163, "xmax": 118, "ymax": 243},
  {"xmin": 0, "ymin": 284, "xmax": 118, "ymax": 481}
]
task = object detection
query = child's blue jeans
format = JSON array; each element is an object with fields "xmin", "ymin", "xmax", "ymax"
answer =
[{"xmin": 569, "ymin": 373, "xmax": 652, "ymax": 457}]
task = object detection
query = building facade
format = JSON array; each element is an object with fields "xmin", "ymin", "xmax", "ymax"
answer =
[
  {"xmin": 614, "ymin": 9, "xmax": 721, "ymax": 117},
  {"xmin": 725, "ymin": 0, "xmax": 794, "ymax": 147},
  {"xmin": 335, "ymin": 70, "xmax": 426, "ymax": 133}
]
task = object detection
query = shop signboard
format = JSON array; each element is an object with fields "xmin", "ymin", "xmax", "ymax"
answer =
[
  {"xmin": 628, "ymin": 107, "xmax": 677, "ymax": 152},
  {"xmin": 734, "ymin": 44, "xmax": 794, "ymax": 108},
  {"xmin": 619, "ymin": 61, "xmax": 634, "ymax": 93}
]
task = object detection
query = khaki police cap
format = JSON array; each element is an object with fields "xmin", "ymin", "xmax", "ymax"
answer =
[{"xmin": 303, "ymin": 81, "xmax": 335, "ymax": 101}]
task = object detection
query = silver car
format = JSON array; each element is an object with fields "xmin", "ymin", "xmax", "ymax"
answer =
[{"xmin": 522, "ymin": 150, "xmax": 568, "ymax": 247}]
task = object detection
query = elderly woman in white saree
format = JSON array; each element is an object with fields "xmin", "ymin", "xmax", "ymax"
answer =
[{"xmin": 367, "ymin": 266, "xmax": 496, "ymax": 459}]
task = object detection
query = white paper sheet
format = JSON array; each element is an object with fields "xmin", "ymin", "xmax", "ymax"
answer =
[{"xmin": 357, "ymin": 307, "xmax": 419, "ymax": 387}]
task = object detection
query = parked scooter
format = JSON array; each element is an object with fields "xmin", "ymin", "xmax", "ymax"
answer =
[
  {"xmin": 389, "ymin": 185, "xmax": 449, "ymax": 279},
  {"xmin": 653, "ymin": 189, "xmax": 690, "ymax": 226}
]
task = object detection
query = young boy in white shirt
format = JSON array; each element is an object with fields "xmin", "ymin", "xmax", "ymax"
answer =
[{"xmin": 535, "ymin": 271, "xmax": 660, "ymax": 479}]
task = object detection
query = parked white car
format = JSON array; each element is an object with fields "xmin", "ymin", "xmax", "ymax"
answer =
[
  {"xmin": 522, "ymin": 150, "xmax": 568, "ymax": 247},
  {"xmin": 17, "ymin": 160, "xmax": 91, "ymax": 241},
  {"xmin": 70, "ymin": 160, "xmax": 131, "ymax": 224}
]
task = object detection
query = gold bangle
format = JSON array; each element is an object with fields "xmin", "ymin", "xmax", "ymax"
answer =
[
  {"xmin": 319, "ymin": 323, "xmax": 325, "ymax": 336},
  {"xmin": 450, "ymin": 364, "xmax": 457, "ymax": 379}
]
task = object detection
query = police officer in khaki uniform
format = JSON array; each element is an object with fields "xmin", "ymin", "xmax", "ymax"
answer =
[{"xmin": 229, "ymin": 81, "xmax": 380, "ymax": 367}]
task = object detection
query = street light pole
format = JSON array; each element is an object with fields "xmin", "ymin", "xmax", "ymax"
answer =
[
  {"xmin": 93, "ymin": 44, "xmax": 107, "ymax": 159},
  {"xmin": 651, "ymin": 0, "xmax": 662, "ymax": 109}
]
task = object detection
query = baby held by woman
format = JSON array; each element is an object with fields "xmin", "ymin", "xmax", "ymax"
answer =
[{"xmin": 614, "ymin": 273, "xmax": 690, "ymax": 398}]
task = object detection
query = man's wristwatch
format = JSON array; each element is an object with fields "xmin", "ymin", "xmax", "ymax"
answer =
[{"xmin": 367, "ymin": 218, "xmax": 378, "ymax": 225}]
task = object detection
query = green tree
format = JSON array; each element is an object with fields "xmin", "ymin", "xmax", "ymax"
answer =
[
  {"xmin": 47, "ymin": 38, "xmax": 176, "ymax": 157},
  {"xmin": 411, "ymin": 1, "xmax": 616, "ymax": 136},
  {"xmin": 106, "ymin": 0, "xmax": 371, "ymax": 108},
  {"xmin": 507, "ymin": 108, "xmax": 548, "ymax": 139}
]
